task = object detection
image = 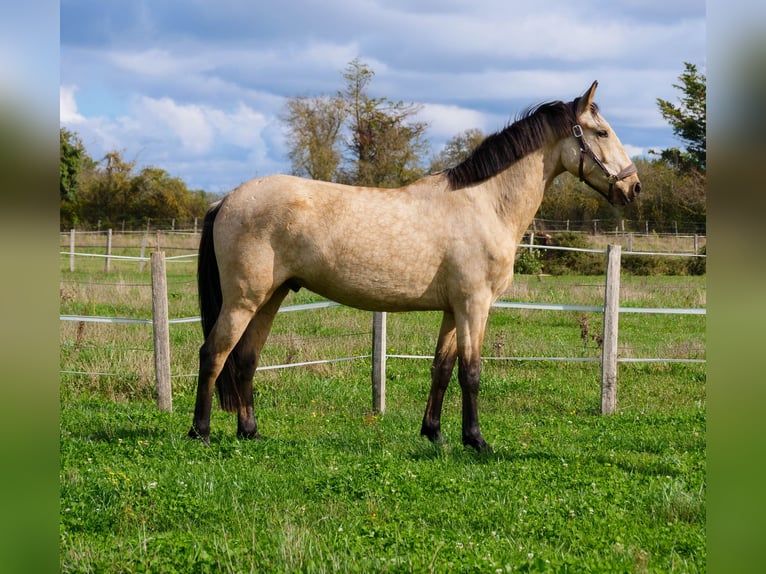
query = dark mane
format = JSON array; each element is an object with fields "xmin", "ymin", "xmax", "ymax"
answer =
[{"xmin": 445, "ymin": 100, "xmax": 582, "ymax": 190}]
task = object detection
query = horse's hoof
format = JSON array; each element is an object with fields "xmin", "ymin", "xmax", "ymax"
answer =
[
  {"xmin": 187, "ymin": 427, "xmax": 210, "ymax": 445},
  {"xmin": 236, "ymin": 430, "xmax": 262, "ymax": 440},
  {"xmin": 421, "ymin": 430, "xmax": 445, "ymax": 445},
  {"xmin": 420, "ymin": 423, "xmax": 444, "ymax": 444},
  {"xmin": 463, "ymin": 435, "xmax": 490, "ymax": 453}
]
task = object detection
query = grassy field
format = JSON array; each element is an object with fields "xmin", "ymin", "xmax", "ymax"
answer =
[{"xmin": 60, "ymin": 234, "xmax": 706, "ymax": 572}]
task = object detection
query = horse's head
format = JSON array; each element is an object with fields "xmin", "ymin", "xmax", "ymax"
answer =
[{"xmin": 561, "ymin": 81, "xmax": 641, "ymax": 206}]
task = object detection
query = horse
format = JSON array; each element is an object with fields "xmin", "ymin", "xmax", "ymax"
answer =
[{"xmin": 188, "ymin": 81, "xmax": 640, "ymax": 451}]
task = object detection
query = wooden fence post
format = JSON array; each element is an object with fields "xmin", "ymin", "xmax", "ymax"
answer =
[
  {"xmin": 151, "ymin": 251, "xmax": 173, "ymax": 411},
  {"xmin": 601, "ymin": 244, "xmax": 621, "ymax": 415},
  {"xmin": 372, "ymin": 311, "xmax": 387, "ymax": 414},
  {"xmin": 69, "ymin": 228, "xmax": 76, "ymax": 272},
  {"xmin": 139, "ymin": 233, "xmax": 148, "ymax": 272},
  {"xmin": 104, "ymin": 228, "xmax": 113, "ymax": 273}
]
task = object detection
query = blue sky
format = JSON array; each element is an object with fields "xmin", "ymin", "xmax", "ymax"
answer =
[{"xmin": 60, "ymin": 0, "xmax": 706, "ymax": 193}]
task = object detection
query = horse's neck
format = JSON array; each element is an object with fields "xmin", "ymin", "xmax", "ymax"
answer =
[{"xmin": 492, "ymin": 146, "xmax": 561, "ymax": 232}]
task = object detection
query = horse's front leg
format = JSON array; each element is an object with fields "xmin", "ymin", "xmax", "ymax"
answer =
[
  {"xmin": 455, "ymin": 304, "xmax": 490, "ymax": 452},
  {"xmin": 421, "ymin": 311, "xmax": 457, "ymax": 443},
  {"xmin": 457, "ymin": 355, "xmax": 487, "ymax": 451}
]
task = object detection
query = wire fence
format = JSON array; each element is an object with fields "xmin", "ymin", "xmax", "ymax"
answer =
[{"xmin": 60, "ymin": 240, "xmax": 706, "ymax": 403}]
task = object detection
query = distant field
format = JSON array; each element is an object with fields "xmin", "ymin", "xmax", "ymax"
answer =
[{"xmin": 59, "ymin": 235, "xmax": 706, "ymax": 572}]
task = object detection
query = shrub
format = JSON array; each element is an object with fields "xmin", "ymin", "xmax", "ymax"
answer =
[
  {"xmin": 541, "ymin": 232, "xmax": 605, "ymax": 275},
  {"xmin": 687, "ymin": 245, "xmax": 706, "ymax": 275},
  {"xmin": 514, "ymin": 248, "xmax": 542, "ymax": 275},
  {"xmin": 622, "ymin": 254, "xmax": 688, "ymax": 276}
]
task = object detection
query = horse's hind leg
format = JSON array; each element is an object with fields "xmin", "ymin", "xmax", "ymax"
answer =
[
  {"xmin": 189, "ymin": 304, "xmax": 256, "ymax": 443},
  {"xmin": 233, "ymin": 284, "xmax": 290, "ymax": 439},
  {"xmin": 420, "ymin": 311, "xmax": 457, "ymax": 444}
]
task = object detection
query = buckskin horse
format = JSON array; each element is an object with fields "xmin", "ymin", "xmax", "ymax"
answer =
[{"xmin": 188, "ymin": 81, "xmax": 640, "ymax": 450}]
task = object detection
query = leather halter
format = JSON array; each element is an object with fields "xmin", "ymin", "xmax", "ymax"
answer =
[{"xmin": 572, "ymin": 124, "xmax": 637, "ymax": 200}]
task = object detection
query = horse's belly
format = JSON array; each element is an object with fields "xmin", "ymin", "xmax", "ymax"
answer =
[{"xmin": 297, "ymin": 271, "xmax": 448, "ymax": 313}]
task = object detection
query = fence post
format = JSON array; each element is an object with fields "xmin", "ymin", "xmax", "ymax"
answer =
[
  {"xmin": 151, "ymin": 251, "xmax": 173, "ymax": 411},
  {"xmin": 601, "ymin": 244, "xmax": 621, "ymax": 415},
  {"xmin": 69, "ymin": 228, "xmax": 76, "ymax": 272},
  {"xmin": 104, "ymin": 228, "xmax": 113, "ymax": 273},
  {"xmin": 372, "ymin": 311, "xmax": 387, "ymax": 414},
  {"xmin": 139, "ymin": 233, "xmax": 148, "ymax": 273}
]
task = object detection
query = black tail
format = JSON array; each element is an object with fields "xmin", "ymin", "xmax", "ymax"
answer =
[{"xmin": 198, "ymin": 199, "xmax": 241, "ymax": 412}]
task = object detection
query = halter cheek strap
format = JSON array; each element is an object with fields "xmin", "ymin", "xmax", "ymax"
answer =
[{"xmin": 572, "ymin": 125, "xmax": 637, "ymax": 199}]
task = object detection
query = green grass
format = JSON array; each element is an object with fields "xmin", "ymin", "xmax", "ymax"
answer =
[
  {"xmin": 60, "ymin": 248, "xmax": 705, "ymax": 572},
  {"xmin": 61, "ymin": 362, "xmax": 705, "ymax": 572}
]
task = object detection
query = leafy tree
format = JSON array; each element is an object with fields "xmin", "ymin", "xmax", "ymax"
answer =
[
  {"xmin": 60, "ymin": 136, "xmax": 215, "ymax": 229},
  {"xmin": 340, "ymin": 58, "xmax": 429, "ymax": 187},
  {"xmin": 130, "ymin": 167, "xmax": 191, "ymax": 221},
  {"xmin": 60, "ymin": 128, "xmax": 96, "ymax": 227},
  {"xmin": 78, "ymin": 150, "xmax": 136, "ymax": 227},
  {"xmin": 284, "ymin": 95, "xmax": 345, "ymax": 181},
  {"xmin": 428, "ymin": 128, "xmax": 485, "ymax": 173},
  {"xmin": 283, "ymin": 58, "xmax": 429, "ymax": 187},
  {"xmin": 60, "ymin": 128, "xmax": 83, "ymax": 202},
  {"xmin": 655, "ymin": 62, "xmax": 706, "ymax": 172}
]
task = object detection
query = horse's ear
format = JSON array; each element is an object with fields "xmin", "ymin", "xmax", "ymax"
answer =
[{"xmin": 576, "ymin": 81, "xmax": 598, "ymax": 117}]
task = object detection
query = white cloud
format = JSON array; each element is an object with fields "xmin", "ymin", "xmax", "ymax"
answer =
[
  {"xmin": 624, "ymin": 144, "xmax": 645, "ymax": 158},
  {"xmin": 60, "ymin": 88, "xmax": 285, "ymax": 190},
  {"xmin": 60, "ymin": 85, "xmax": 85, "ymax": 124},
  {"xmin": 132, "ymin": 96, "xmax": 272, "ymax": 156},
  {"xmin": 107, "ymin": 49, "xmax": 205, "ymax": 77},
  {"xmin": 60, "ymin": 1, "xmax": 703, "ymax": 190},
  {"xmin": 416, "ymin": 103, "xmax": 488, "ymax": 139},
  {"xmin": 136, "ymin": 96, "xmax": 215, "ymax": 155}
]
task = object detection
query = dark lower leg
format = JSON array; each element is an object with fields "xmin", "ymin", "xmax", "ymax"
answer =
[
  {"xmin": 234, "ymin": 285, "xmax": 288, "ymax": 440},
  {"xmin": 235, "ymin": 357, "xmax": 259, "ymax": 439},
  {"xmin": 458, "ymin": 357, "xmax": 487, "ymax": 451},
  {"xmin": 420, "ymin": 314, "xmax": 457, "ymax": 443},
  {"xmin": 188, "ymin": 345, "xmax": 218, "ymax": 443}
]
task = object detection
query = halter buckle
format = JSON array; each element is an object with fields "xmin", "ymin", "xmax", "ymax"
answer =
[{"xmin": 572, "ymin": 125, "xmax": 584, "ymax": 138}]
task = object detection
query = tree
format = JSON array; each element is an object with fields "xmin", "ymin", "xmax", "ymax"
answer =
[
  {"xmin": 656, "ymin": 62, "xmax": 706, "ymax": 172},
  {"xmin": 60, "ymin": 135, "xmax": 215, "ymax": 229},
  {"xmin": 77, "ymin": 150, "xmax": 136, "ymax": 226},
  {"xmin": 283, "ymin": 58, "xmax": 429, "ymax": 187},
  {"xmin": 60, "ymin": 128, "xmax": 96, "ymax": 227},
  {"xmin": 283, "ymin": 95, "xmax": 345, "ymax": 181},
  {"xmin": 340, "ymin": 58, "xmax": 429, "ymax": 187},
  {"xmin": 60, "ymin": 128, "xmax": 83, "ymax": 202},
  {"xmin": 429, "ymin": 128, "xmax": 485, "ymax": 173}
]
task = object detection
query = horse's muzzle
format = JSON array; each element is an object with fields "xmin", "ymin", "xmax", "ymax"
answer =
[{"xmin": 611, "ymin": 178, "xmax": 641, "ymax": 205}]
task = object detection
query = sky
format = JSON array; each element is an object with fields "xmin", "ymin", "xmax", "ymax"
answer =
[{"xmin": 59, "ymin": 0, "xmax": 706, "ymax": 194}]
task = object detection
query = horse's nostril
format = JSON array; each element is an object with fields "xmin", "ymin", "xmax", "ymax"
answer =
[{"xmin": 634, "ymin": 182, "xmax": 642, "ymax": 195}]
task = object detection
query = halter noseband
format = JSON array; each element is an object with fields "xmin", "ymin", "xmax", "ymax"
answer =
[{"xmin": 572, "ymin": 124, "xmax": 637, "ymax": 200}]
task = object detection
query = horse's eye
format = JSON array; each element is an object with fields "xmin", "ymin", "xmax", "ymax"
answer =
[{"xmin": 596, "ymin": 130, "xmax": 609, "ymax": 138}]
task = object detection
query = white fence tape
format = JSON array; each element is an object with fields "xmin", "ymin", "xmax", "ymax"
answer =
[
  {"xmin": 60, "ymin": 251, "xmax": 197, "ymax": 261},
  {"xmin": 63, "ymin": 243, "xmax": 706, "ymax": 261},
  {"xmin": 60, "ymin": 297, "xmax": 705, "ymax": 327}
]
